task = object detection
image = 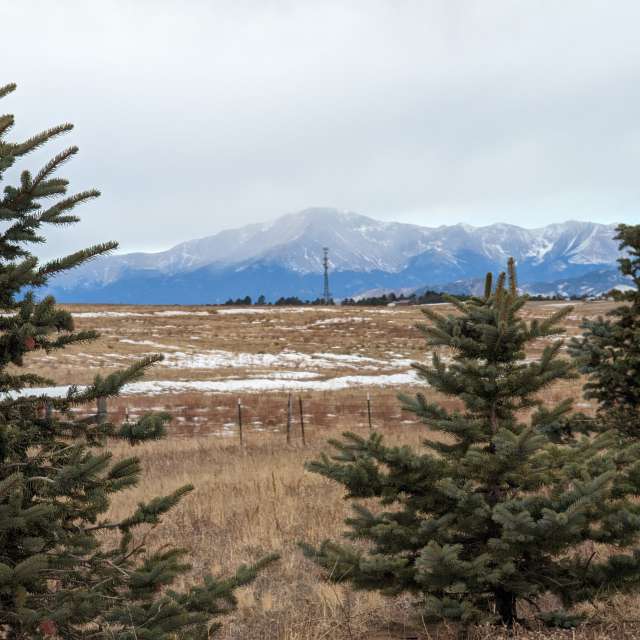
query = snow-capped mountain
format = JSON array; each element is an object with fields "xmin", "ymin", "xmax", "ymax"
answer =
[
  {"xmin": 45, "ymin": 208, "xmax": 624, "ymax": 303},
  {"xmin": 51, "ymin": 208, "xmax": 437, "ymax": 288}
]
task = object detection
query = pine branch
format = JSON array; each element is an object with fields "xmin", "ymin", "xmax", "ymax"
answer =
[
  {"xmin": 32, "ymin": 146, "xmax": 78, "ymax": 189},
  {"xmin": 38, "ymin": 189, "xmax": 101, "ymax": 224},
  {"xmin": 119, "ymin": 485, "xmax": 194, "ymax": 531},
  {"xmin": 0, "ymin": 82, "xmax": 17, "ymax": 99},
  {"xmin": 0, "ymin": 113, "xmax": 14, "ymax": 137},
  {"xmin": 72, "ymin": 355, "xmax": 163, "ymax": 402},
  {"xmin": 38, "ymin": 241, "xmax": 118, "ymax": 279},
  {"xmin": 10, "ymin": 123, "xmax": 74, "ymax": 157}
]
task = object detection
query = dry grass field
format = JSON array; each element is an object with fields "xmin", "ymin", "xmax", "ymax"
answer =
[{"xmin": 24, "ymin": 300, "xmax": 640, "ymax": 639}]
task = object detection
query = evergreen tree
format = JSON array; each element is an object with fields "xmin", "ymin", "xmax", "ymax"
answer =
[
  {"xmin": 303, "ymin": 258, "xmax": 640, "ymax": 629},
  {"xmin": 0, "ymin": 83, "xmax": 276, "ymax": 639},
  {"xmin": 570, "ymin": 224, "xmax": 640, "ymax": 435}
]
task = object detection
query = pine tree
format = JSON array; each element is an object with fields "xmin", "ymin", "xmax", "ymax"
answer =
[
  {"xmin": 0, "ymin": 83, "xmax": 276, "ymax": 639},
  {"xmin": 570, "ymin": 224, "xmax": 640, "ymax": 435},
  {"xmin": 303, "ymin": 258, "xmax": 640, "ymax": 629}
]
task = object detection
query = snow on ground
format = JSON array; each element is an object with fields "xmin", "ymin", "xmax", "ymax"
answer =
[
  {"xmin": 15, "ymin": 306, "xmax": 435, "ymax": 399},
  {"xmin": 214, "ymin": 307, "xmax": 398, "ymax": 315},
  {"xmin": 161, "ymin": 349, "xmax": 413, "ymax": 371},
  {"xmin": 152, "ymin": 310, "xmax": 211, "ymax": 317},
  {"xmin": 251, "ymin": 371, "xmax": 321, "ymax": 380},
  {"xmin": 308, "ymin": 317, "xmax": 368, "ymax": 326},
  {"xmin": 8, "ymin": 370, "xmax": 420, "ymax": 397},
  {"xmin": 119, "ymin": 339, "xmax": 182, "ymax": 350},
  {"xmin": 541, "ymin": 303, "xmax": 575, "ymax": 308},
  {"xmin": 215, "ymin": 307, "xmax": 340, "ymax": 315},
  {"xmin": 72, "ymin": 310, "xmax": 212, "ymax": 318},
  {"xmin": 71, "ymin": 311, "xmax": 149, "ymax": 318},
  {"xmin": 128, "ymin": 372, "xmax": 420, "ymax": 394}
]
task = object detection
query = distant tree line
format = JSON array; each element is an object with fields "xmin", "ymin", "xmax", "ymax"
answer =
[
  {"xmin": 223, "ymin": 290, "xmax": 606, "ymax": 307},
  {"xmin": 223, "ymin": 291, "xmax": 458, "ymax": 306},
  {"xmin": 342, "ymin": 290, "xmax": 471, "ymax": 306},
  {"xmin": 223, "ymin": 294, "xmax": 333, "ymax": 306}
]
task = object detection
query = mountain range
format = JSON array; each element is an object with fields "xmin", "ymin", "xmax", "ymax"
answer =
[{"xmin": 44, "ymin": 208, "xmax": 627, "ymax": 303}]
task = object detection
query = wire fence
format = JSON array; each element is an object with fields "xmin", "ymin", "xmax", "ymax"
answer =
[{"xmin": 50, "ymin": 388, "xmax": 424, "ymax": 445}]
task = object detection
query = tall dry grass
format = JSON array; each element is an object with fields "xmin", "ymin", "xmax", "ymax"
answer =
[
  {"xmin": 106, "ymin": 421, "xmax": 419, "ymax": 640},
  {"xmin": 104, "ymin": 414, "xmax": 640, "ymax": 639}
]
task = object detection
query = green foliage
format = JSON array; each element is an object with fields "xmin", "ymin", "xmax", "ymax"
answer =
[
  {"xmin": 570, "ymin": 224, "xmax": 640, "ymax": 435},
  {"xmin": 0, "ymin": 83, "xmax": 276, "ymax": 638},
  {"xmin": 303, "ymin": 260, "xmax": 640, "ymax": 628}
]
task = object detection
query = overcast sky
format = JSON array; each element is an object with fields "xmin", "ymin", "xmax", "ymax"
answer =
[{"xmin": 3, "ymin": 1, "xmax": 640, "ymax": 259}]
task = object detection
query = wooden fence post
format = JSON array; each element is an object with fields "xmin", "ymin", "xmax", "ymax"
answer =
[
  {"xmin": 298, "ymin": 396, "xmax": 306, "ymax": 446},
  {"xmin": 97, "ymin": 397, "xmax": 108, "ymax": 425},
  {"xmin": 367, "ymin": 392, "xmax": 373, "ymax": 431},
  {"xmin": 237, "ymin": 398, "xmax": 244, "ymax": 447},
  {"xmin": 286, "ymin": 393, "xmax": 292, "ymax": 445}
]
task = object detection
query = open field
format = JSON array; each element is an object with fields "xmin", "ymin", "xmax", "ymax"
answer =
[
  {"xmin": 16, "ymin": 300, "xmax": 605, "ymax": 434},
  {"xmin": 23, "ymin": 300, "xmax": 640, "ymax": 639}
]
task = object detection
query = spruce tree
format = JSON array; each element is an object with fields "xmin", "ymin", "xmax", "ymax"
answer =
[
  {"xmin": 570, "ymin": 224, "xmax": 640, "ymax": 435},
  {"xmin": 0, "ymin": 83, "xmax": 275, "ymax": 639},
  {"xmin": 303, "ymin": 258, "xmax": 640, "ymax": 628}
]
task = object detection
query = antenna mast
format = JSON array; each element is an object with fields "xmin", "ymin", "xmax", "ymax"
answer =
[{"xmin": 322, "ymin": 247, "xmax": 331, "ymax": 304}]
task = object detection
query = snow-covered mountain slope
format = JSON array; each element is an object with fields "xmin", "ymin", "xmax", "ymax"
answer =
[
  {"xmin": 412, "ymin": 268, "xmax": 630, "ymax": 299},
  {"xmin": 522, "ymin": 269, "xmax": 630, "ymax": 298},
  {"xmin": 46, "ymin": 208, "xmax": 623, "ymax": 303},
  {"xmin": 55, "ymin": 208, "xmax": 434, "ymax": 288}
]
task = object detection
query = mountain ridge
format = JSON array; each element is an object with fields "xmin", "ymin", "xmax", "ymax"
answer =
[{"xmin": 45, "ymin": 208, "xmax": 625, "ymax": 303}]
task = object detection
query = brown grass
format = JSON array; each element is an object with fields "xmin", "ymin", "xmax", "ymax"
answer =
[
  {"xmin": 31, "ymin": 301, "xmax": 640, "ymax": 638},
  {"xmin": 103, "ymin": 424, "xmax": 640, "ymax": 639}
]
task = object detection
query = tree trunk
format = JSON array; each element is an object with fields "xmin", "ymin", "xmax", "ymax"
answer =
[{"xmin": 495, "ymin": 587, "xmax": 516, "ymax": 627}]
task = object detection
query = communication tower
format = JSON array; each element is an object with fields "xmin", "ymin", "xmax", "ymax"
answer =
[{"xmin": 322, "ymin": 247, "xmax": 331, "ymax": 303}]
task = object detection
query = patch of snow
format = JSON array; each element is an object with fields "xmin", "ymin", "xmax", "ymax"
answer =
[
  {"xmin": 542, "ymin": 302, "xmax": 574, "ymax": 308},
  {"xmin": 119, "ymin": 339, "xmax": 181, "ymax": 350},
  {"xmin": 72, "ymin": 310, "xmax": 212, "ymax": 318},
  {"xmin": 152, "ymin": 310, "xmax": 211, "ymax": 317},
  {"xmin": 527, "ymin": 238, "xmax": 553, "ymax": 263},
  {"xmin": 161, "ymin": 349, "xmax": 411, "ymax": 371},
  {"xmin": 8, "ymin": 371, "xmax": 420, "ymax": 397},
  {"xmin": 251, "ymin": 371, "xmax": 321, "ymax": 380},
  {"xmin": 215, "ymin": 307, "xmax": 340, "ymax": 315},
  {"xmin": 309, "ymin": 317, "xmax": 368, "ymax": 326},
  {"xmin": 72, "ymin": 311, "xmax": 149, "ymax": 318},
  {"xmin": 213, "ymin": 308, "xmax": 268, "ymax": 315}
]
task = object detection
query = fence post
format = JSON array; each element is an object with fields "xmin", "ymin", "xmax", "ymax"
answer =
[
  {"xmin": 286, "ymin": 393, "xmax": 292, "ymax": 445},
  {"xmin": 97, "ymin": 397, "xmax": 108, "ymax": 425},
  {"xmin": 298, "ymin": 396, "xmax": 306, "ymax": 446},
  {"xmin": 367, "ymin": 392, "xmax": 373, "ymax": 431},
  {"xmin": 237, "ymin": 398, "xmax": 244, "ymax": 447}
]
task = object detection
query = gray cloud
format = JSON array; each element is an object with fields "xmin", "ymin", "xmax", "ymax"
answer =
[{"xmin": 2, "ymin": 0, "xmax": 639, "ymax": 260}]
